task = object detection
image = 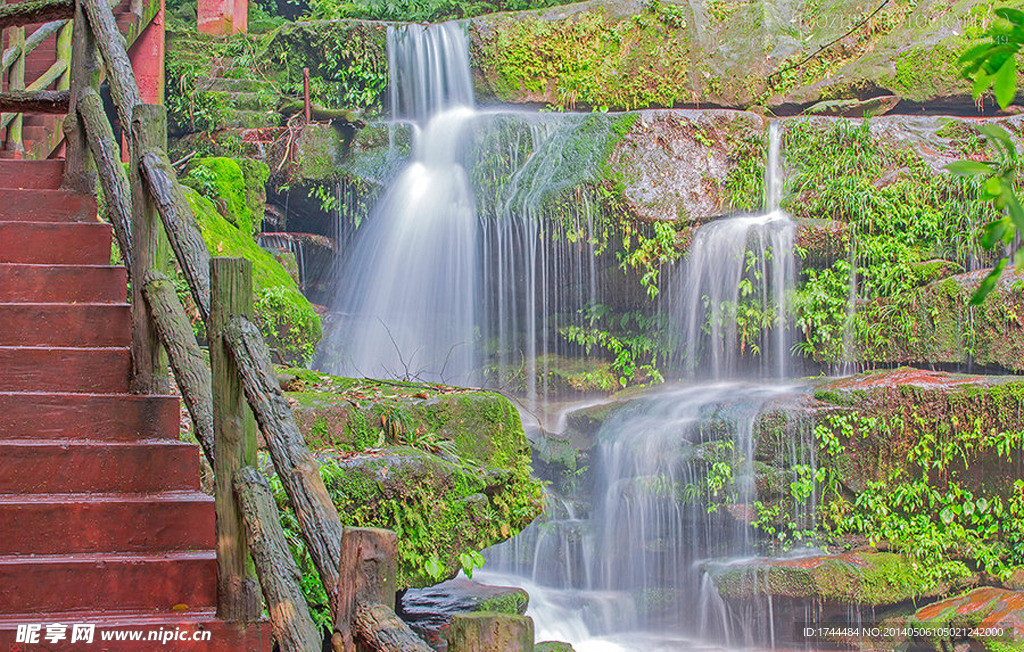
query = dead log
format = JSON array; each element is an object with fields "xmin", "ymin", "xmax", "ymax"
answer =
[
  {"xmin": 0, "ymin": 0, "xmax": 72, "ymax": 31},
  {"xmin": 234, "ymin": 466, "xmax": 323, "ymax": 652},
  {"xmin": 222, "ymin": 316, "xmax": 344, "ymax": 613},
  {"xmin": 140, "ymin": 149, "xmax": 212, "ymax": 322},
  {"xmin": 0, "ymin": 89, "xmax": 68, "ymax": 113},
  {"xmin": 140, "ymin": 270, "xmax": 214, "ymax": 466}
]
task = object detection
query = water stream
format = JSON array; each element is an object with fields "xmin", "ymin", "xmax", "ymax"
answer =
[{"xmin": 317, "ymin": 20, "xmax": 810, "ymax": 650}]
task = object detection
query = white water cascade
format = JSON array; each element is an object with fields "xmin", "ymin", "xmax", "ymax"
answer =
[
  {"xmin": 318, "ymin": 23, "xmax": 482, "ymax": 383},
  {"xmin": 668, "ymin": 121, "xmax": 796, "ymax": 379}
]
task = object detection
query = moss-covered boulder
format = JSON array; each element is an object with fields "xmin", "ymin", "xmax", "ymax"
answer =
[
  {"xmin": 469, "ymin": 0, "xmax": 1024, "ymax": 112},
  {"xmin": 907, "ymin": 588, "xmax": 1024, "ymax": 650},
  {"xmin": 184, "ymin": 184, "xmax": 322, "ymax": 363},
  {"xmin": 400, "ymin": 578, "xmax": 529, "ymax": 650},
  {"xmin": 811, "ymin": 367, "xmax": 1024, "ymax": 496},
  {"xmin": 182, "ymin": 156, "xmax": 269, "ymax": 237},
  {"xmin": 706, "ymin": 551, "xmax": 969, "ymax": 606},
  {"xmin": 280, "ymin": 370, "xmax": 543, "ymax": 588}
]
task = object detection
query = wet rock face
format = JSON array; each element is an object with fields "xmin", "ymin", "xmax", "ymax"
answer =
[
  {"xmin": 810, "ymin": 368, "xmax": 1024, "ymax": 496},
  {"xmin": 398, "ymin": 578, "xmax": 529, "ymax": 651},
  {"xmin": 608, "ymin": 110, "xmax": 766, "ymax": 223},
  {"xmin": 468, "ymin": 0, "xmax": 1016, "ymax": 112},
  {"xmin": 908, "ymin": 588, "xmax": 1024, "ymax": 650}
]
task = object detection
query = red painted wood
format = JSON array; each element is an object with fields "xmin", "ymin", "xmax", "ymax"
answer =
[
  {"xmin": 0, "ymin": 160, "xmax": 63, "ymax": 189},
  {"xmin": 0, "ymin": 393, "xmax": 180, "ymax": 440},
  {"xmin": 0, "ymin": 303, "xmax": 130, "ymax": 347},
  {"xmin": 0, "ymin": 493, "xmax": 216, "ymax": 555},
  {"xmin": 0, "ymin": 551, "xmax": 218, "ymax": 612},
  {"xmin": 0, "ymin": 264, "xmax": 127, "ymax": 303},
  {"xmin": 0, "ymin": 222, "xmax": 111, "ymax": 265},
  {"xmin": 0, "ymin": 347, "xmax": 130, "ymax": 392},
  {"xmin": 0, "ymin": 440, "xmax": 201, "ymax": 493},
  {"xmin": 0, "ymin": 190, "xmax": 97, "ymax": 222}
]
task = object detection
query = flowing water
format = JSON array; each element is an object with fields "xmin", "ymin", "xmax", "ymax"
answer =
[{"xmin": 317, "ymin": 20, "xmax": 812, "ymax": 650}]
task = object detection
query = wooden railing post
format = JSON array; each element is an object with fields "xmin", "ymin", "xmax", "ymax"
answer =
[
  {"xmin": 6, "ymin": 25, "xmax": 25, "ymax": 154},
  {"xmin": 129, "ymin": 103, "xmax": 170, "ymax": 394},
  {"xmin": 448, "ymin": 613, "xmax": 535, "ymax": 652},
  {"xmin": 210, "ymin": 256, "xmax": 261, "ymax": 622},
  {"xmin": 56, "ymin": 20, "xmax": 71, "ymax": 91},
  {"xmin": 64, "ymin": 0, "xmax": 101, "ymax": 193}
]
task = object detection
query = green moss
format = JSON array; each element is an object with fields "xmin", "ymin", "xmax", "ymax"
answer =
[
  {"xmin": 182, "ymin": 157, "xmax": 269, "ymax": 237},
  {"xmin": 184, "ymin": 187, "xmax": 322, "ymax": 362}
]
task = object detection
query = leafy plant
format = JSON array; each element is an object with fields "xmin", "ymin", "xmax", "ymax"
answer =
[{"xmin": 952, "ymin": 8, "xmax": 1024, "ymax": 302}]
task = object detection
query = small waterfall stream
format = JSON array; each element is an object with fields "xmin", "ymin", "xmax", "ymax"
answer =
[{"xmin": 316, "ymin": 21, "xmax": 812, "ymax": 651}]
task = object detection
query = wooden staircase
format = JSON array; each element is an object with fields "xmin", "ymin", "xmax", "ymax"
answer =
[{"xmin": 0, "ymin": 159, "xmax": 273, "ymax": 650}]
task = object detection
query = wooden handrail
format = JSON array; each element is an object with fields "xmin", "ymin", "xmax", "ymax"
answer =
[
  {"xmin": 1, "ymin": 19, "xmax": 67, "ymax": 76},
  {"xmin": 62, "ymin": 0, "xmax": 446, "ymax": 648}
]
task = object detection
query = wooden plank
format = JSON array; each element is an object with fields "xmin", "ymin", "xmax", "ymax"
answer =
[
  {"xmin": 0, "ymin": 89, "xmax": 67, "ymax": 114},
  {"xmin": 210, "ymin": 257, "xmax": 261, "ymax": 622},
  {"xmin": 234, "ymin": 466, "xmax": 322, "ymax": 652}
]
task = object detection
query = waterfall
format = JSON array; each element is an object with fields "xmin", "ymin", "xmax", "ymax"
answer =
[
  {"xmin": 485, "ymin": 384, "xmax": 813, "ymax": 648},
  {"xmin": 667, "ymin": 120, "xmax": 796, "ymax": 379},
  {"xmin": 317, "ymin": 23, "xmax": 481, "ymax": 383}
]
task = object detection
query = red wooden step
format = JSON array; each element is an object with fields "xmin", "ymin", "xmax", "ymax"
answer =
[
  {"xmin": 0, "ymin": 160, "xmax": 63, "ymax": 189},
  {"xmin": 0, "ymin": 222, "xmax": 111, "ymax": 265},
  {"xmin": 0, "ymin": 392, "xmax": 180, "ymax": 440},
  {"xmin": 0, "ymin": 303, "xmax": 130, "ymax": 347},
  {"xmin": 0, "ymin": 347, "xmax": 130, "ymax": 392},
  {"xmin": 0, "ymin": 440, "xmax": 201, "ymax": 494},
  {"xmin": 0, "ymin": 551, "xmax": 217, "ymax": 612},
  {"xmin": 0, "ymin": 492, "xmax": 215, "ymax": 555},
  {"xmin": 0, "ymin": 610, "xmax": 274, "ymax": 651},
  {"xmin": 0, "ymin": 264, "xmax": 126, "ymax": 302},
  {"xmin": 0, "ymin": 190, "xmax": 96, "ymax": 221}
]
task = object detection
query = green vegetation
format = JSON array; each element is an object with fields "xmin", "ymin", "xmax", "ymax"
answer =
[
  {"xmin": 264, "ymin": 372, "xmax": 543, "ymax": 625},
  {"xmin": 305, "ymin": 0, "xmax": 580, "ymax": 23}
]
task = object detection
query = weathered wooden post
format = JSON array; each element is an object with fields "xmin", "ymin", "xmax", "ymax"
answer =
[
  {"xmin": 64, "ymin": 0, "xmax": 102, "ymax": 193},
  {"xmin": 56, "ymin": 19, "xmax": 72, "ymax": 91},
  {"xmin": 333, "ymin": 528, "xmax": 432, "ymax": 652},
  {"xmin": 210, "ymin": 256, "xmax": 262, "ymax": 621},
  {"xmin": 234, "ymin": 465, "xmax": 322, "ymax": 651},
  {"xmin": 448, "ymin": 613, "xmax": 535, "ymax": 652},
  {"xmin": 6, "ymin": 25, "xmax": 25, "ymax": 154},
  {"xmin": 129, "ymin": 104, "xmax": 170, "ymax": 394}
]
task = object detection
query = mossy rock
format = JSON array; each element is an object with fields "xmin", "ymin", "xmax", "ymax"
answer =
[
  {"xmin": 469, "ymin": 0, "xmax": 1024, "ymax": 112},
  {"xmin": 706, "ymin": 551, "xmax": 970, "ymax": 607},
  {"xmin": 536, "ymin": 643, "xmax": 577, "ymax": 652},
  {"xmin": 280, "ymin": 370, "xmax": 544, "ymax": 588},
  {"xmin": 184, "ymin": 186, "xmax": 322, "ymax": 363},
  {"xmin": 182, "ymin": 156, "xmax": 270, "ymax": 237},
  {"xmin": 907, "ymin": 587, "xmax": 1024, "ymax": 650}
]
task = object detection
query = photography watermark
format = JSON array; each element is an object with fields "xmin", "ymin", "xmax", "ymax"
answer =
[
  {"xmin": 795, "ymin": 622, "xmax": 1015, "ymax": 643},
  {"xmin": 13, "ymin": 622, "xmax": 213, "ymax": 647}
]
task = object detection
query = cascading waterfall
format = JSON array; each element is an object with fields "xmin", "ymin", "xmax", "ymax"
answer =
[
  {"xmin": 317, "ymin": 23, "xmax": 481, "ymax": 383},
  {"xmin": 315, "ymin": 20, "xmax": 815, "ymax": 651},
  {"xmin": 667, "ymin": 120, "xmax": 796, "ymax": 379}
]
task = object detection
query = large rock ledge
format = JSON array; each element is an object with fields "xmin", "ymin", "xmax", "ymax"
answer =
[{"xmin": 276, "ymin": 369, "xmax": 544, "ymax": 588}]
